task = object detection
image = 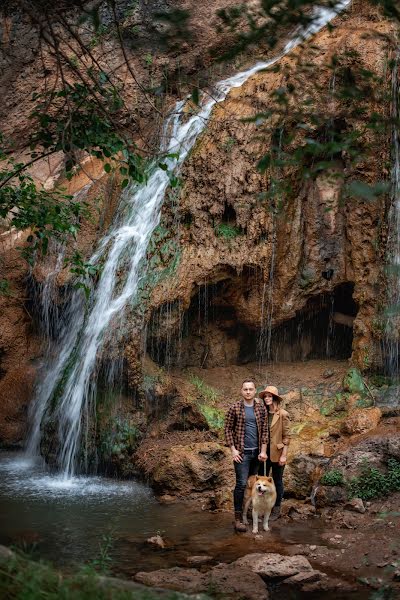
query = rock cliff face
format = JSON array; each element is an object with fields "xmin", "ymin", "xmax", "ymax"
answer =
[
  {"xmin": 141, "ymin": 2, "xmax": 394, "ymax": 377},
  {"xmin": 0, "ymin": 0, "xmax": 398, "ymax": 508}
]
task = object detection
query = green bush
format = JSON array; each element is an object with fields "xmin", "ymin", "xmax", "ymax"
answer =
[
  {"xmin": 100, "ymin": 418, "xmax": 141, "ymax": 460},
  {"xmin": 0, "ymin": 551, "xmax": 196, "ymax": 600},
  {"xmin": 348, "ymin": 459, "xmax": 400, "ymax": 500},
  {"xmin": 320, "ymin": 469, "xmax": 344, "ymax": 486},
  {"xmin": 214, "ymin": 223, "xmax": 242, "ymax": 239},
  {"xmin": 198, "ymin": 404, "xmax": 225, "ymax": 431}
]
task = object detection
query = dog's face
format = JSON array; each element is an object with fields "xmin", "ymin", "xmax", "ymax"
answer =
[{"xmin": 254, "ymin": 475, "xmax": 275, "ymax": 496}]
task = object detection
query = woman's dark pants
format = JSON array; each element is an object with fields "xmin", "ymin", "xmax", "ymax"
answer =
[
  {"xmin": 233, "ymin": 449, "xmax": 259, "ymax": 513},
  {"xmin": 259, "ymin": 458, "xmax": 285, "ymax": 506}
]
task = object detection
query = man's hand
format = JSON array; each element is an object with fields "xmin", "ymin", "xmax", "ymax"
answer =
[
  {"xmin": 232, "ymin": 448, "xmax": 242, "ymax": 463},
  {"xmin": 258, "ymin": 452, "xmax": 267, "ymax": 462}
]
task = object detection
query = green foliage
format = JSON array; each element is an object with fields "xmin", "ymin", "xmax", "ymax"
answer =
[
  {"xmin": 0, "ymin": 550, "xmax": 195, "ymax": 600},
  {"xmin": 348, "ymin": 459, "xmax": 400, "ymax": 500},
  {"xmin": 69, "ymin": 251, "xmax": 102, "ymax": 300},
  {"xmin": 320, "ymin": 469, "xmax": 344, "ymax": 486},
  {"xmin": 369, "ymin": 374, "xmax": 393, "ymax": 387},
  {"xmin": 88, "ymin": 532, "xmax": 114, "ymax": 574},
  {"xmin": 189, "ymin": 375, "xmax": 224, "ymax": 430},
  {"xmin": 198, "ymin": 403, "xmax": 225, "ymax": 430},
  {"xmin": 189, "ymin": 374, "xmax": 219, "ymax": 403},
  {"xmin": 214, "ymin": 223, "xmax": 242, "ymax": 239},
  {"xmin": 0, "ymin": 279, "xmax": 11, "ymax": 296},
  {"xmin": 100, "ymin": 417, "xmax": 141, "ymax": 461},
  {"xmin": 30, "ymin": 80, "xmax": 146, "ymax": 184},
  {"xmin": 221, "ymin": 137, "xmax": 237, "ymax": 153},
  {"xmin": 0, "ymin": 65, "xmax": 149, "ymax": 285},
  {"xmin": 0, "ymin": 153, "xmax": 88, "ymax": 265},
  {"xmin": 343, "ymin": 368, "xmax": 367, "ymax": 395},
  {"xmin": 318, "ymin": 392, "xmax": 348, "ymax": 416}
]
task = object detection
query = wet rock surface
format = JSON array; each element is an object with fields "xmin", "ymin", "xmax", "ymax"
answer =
[{"xmin": 135, "ymin": 564, "xmax": 269, "ymax": 600}]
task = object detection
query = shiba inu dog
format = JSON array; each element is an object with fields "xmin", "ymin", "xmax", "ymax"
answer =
[{"xmin": 242, "ymin": 475, "xmax": 277, "ymax": 533}]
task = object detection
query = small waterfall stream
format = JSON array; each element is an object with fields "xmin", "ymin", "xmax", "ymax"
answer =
[
  {"xmin": 385, "ymin": 53, "xmax": 400, "ymax": 380},
  {"xmin": 27, "ymin": 1, "xmax": 351, "ymax": 479}
]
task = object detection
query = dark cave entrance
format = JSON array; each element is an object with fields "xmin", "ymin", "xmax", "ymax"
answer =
[
  {"xmin": 243, "ymin": 282, "xmax": 357, "ymax": 363},
  {"xmin": 147, "ymin": 278, "xmax": 357, "ymax": 368}
]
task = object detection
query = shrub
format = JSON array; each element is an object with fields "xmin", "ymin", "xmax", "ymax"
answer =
[
  {"xmin": 0, "ymin": 551, "xmax": 190, "ymax": 599},
  {"xmin": 348, "ymin": 459, "xmax": 400, "ymax": 500},
  {"xmin": 198, "ymin": 404, "xmax": 225, "ymax": 431},
  {"xmin": 320, "ymin": 469, "xmax": 344, "ymax": 486}
]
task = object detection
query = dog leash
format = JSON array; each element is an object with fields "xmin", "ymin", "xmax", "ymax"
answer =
[{"xmin": 263, "ymin": 460, "xmax": 266, "ymax": 477}]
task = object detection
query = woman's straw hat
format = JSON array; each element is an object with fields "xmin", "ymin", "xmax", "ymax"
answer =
[{"xmin": 259, "ymin": 385, "xmax": 284, "ymax": 403}]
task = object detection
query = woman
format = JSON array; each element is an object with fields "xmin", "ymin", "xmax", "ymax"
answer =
[{"xmin": 258, "ymin": 385, "xmax": 290, "ymax": 520}]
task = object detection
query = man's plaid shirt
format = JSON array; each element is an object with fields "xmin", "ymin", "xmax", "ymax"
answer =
[{"xmin": 224, "ymin": 399, "xmax": 267, "ymax": 453}]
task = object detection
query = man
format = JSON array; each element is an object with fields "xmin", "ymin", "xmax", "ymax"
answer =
[
  {"xmin": 258, "ymin": 385, "xmax": 290, "ymax": 520},
  {"xmin": 224, "ymin": 379, "xmax": 267, "ymax": 532}
]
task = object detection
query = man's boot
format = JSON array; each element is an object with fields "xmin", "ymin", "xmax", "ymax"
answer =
[
  {"xmin": 234, "ymin": 512, "xmax": 247, "ymax": 532},
  {"xmin": 270, "ymin": 505, "xmax": 281, "ymax": 521}
]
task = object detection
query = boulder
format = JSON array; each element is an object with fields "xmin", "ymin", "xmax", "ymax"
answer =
[
  {"xmin": 344, "ymin": 498, "xmax": 365, "ymax": 514},
  {"xmin": 151, "ymin": 442, "xmax": 234, "ymax": 505},
  {"xmin": 341, "ymin": 408, "xmax": 381, "ymax": 436},
  {"xmin": 234, "ymin": 553, "xmax": 313, "ymax": 579},
  {"xmin": 282, "ymin": 500, "xmax": 317, "ymax": 520},
  {"xmin": 285, "ymin": 454, "xmax": 328, "ymax": 498},
  {"xmin": 135, "ymin": 568, "xmax": 207, "ymax": 593},
  {"xmin": 330, "ymin": 432, "xmax": 400, "ymax": 477},
  {"xmin": 313, "ymin": 485, "xmax": 347, "ymax": 508},
  {"xmin": 135, "ymin": 564, "xmax": 269, "ymax": 599},
  {"xmin": 0, "ymin": 545, "xmax": 14, "ymax": 561},
  {"xmin": 284, "ymin": 570, "xmax": 325, "ymax": 586},
  {"xmin": 146, "ymin": 535, "xmax": 166, "ymax": 549},
  {"xmin": 208, "ymin": 564, "xmax": 269, "ymax": 600}
]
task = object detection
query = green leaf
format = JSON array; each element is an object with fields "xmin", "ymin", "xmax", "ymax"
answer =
[{"xmin": 191, "ymin": 87, "xmax": 200, "ymax": 105}]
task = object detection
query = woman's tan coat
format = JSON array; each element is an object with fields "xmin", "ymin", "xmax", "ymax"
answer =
[{"xmin": 268, "ymin": 407, "xmax": 290, "ymax": 462}]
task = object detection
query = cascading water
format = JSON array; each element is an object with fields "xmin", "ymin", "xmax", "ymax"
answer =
[
  {"xmin": 27, "ymin": 1, "xmax": 351, "ymax": 479},
  {"xmin": 385, "ymin": 53, "xmax": 400, "ymax": 382}
]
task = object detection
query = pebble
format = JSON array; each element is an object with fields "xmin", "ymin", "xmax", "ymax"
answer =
[
  {"xmin": 309, "ymin": 545, "xmax": 317, "ymax": 551},
  {"xmin": 335, "ymin": 534, "xmax": 342, "ymax": 538}
]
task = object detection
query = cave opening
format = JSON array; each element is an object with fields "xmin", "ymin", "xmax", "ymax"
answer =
[
  {"xmin": 147, "ymin": 278, "xmax": 357, "ymax": 369},
  {"xmin": 245, "ymin": 282, "xmax": 357, "ymax": 363},
  {"xmin": 221, "ymin": 203, "xmax": 237, "ymax": 225}
]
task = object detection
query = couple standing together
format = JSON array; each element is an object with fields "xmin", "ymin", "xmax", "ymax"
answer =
[{"xmin": 224, "ymin": 379, "xmax": 290, "ymax": 532}]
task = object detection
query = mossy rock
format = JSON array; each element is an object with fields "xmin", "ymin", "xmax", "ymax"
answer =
[{"xmin": 343, "ymin": 368, "xmax": 366, "ymax": 395}]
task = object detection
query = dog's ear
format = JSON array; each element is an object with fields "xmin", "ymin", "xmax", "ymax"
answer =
[
  {"xmin": 255, "ymin": 475, "xmax": 259, "ymax": 480},
  {"xmin": 267, "ymin": 477, "xmax": 273, "ymax": 483}
]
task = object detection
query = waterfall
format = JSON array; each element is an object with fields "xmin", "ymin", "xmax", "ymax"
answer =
[
  {"xmin": 385, "ymin": 54, "xmax": 400, "ymax": 380},
  {"xmin": 27, "ymin": 1, "xmax": 351, "ymax": 478}
]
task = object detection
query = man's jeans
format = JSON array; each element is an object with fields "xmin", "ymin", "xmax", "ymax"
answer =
[{"xmin": 233, "ymin": 449, "xmax": 259, "ymax": 513}]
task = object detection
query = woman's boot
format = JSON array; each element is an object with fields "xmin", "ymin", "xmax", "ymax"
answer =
[
  {"xmin": 270, "ymin": 505, "xmax": 281, "ymax": 520},
  {"xmin": 234, "ymin": 512, "xmax": 247, "ymax": 532}
]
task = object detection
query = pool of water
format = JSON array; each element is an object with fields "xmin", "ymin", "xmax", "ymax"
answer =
[{"xmin": 0, "ymin": 451, "xmax": 332, "ymax": 577}]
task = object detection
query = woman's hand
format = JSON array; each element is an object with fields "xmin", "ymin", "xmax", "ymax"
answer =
[
  {"xmin": 278, "ymin": 454, "xmax": 287, "ymax": 466},
  {"xmin": 258, "ymin": 452, "xmax": 267, "ymax": 462},
  {"xmin": 232, "ymin": 448, "xmax": 242, "ymax": 463}
]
